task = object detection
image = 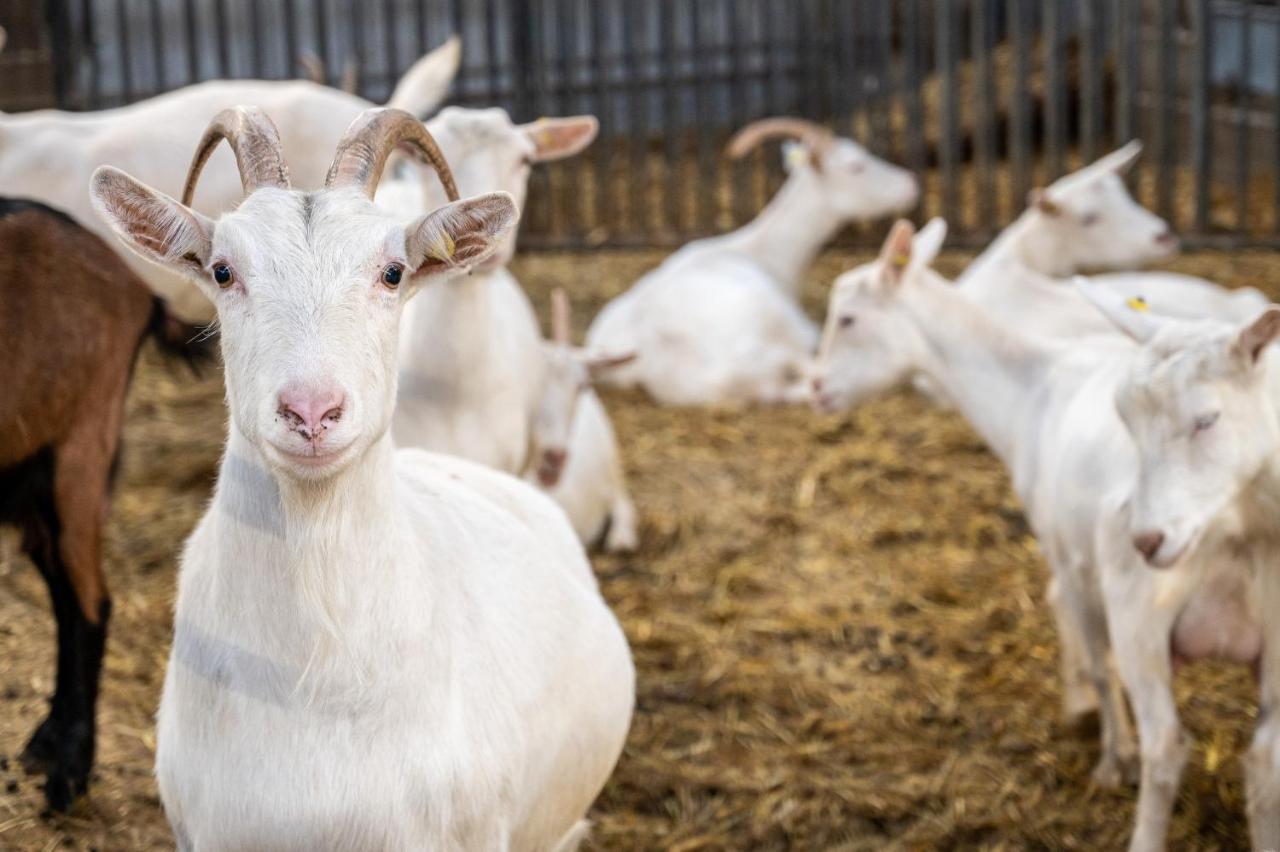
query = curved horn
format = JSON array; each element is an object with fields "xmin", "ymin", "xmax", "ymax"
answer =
[
  {"xmin": 551, "ymin": 288, "xmax": 570, "ymax": 345},
  {"xmin": 725, "ymin": 117, "xmax": 835, "ymax": 161},
  {"xmin": 181, "ymin": 106, "xmax": 291, "ymax": 206},
  {"xmin": 325, "ymin": 107, "xmax": 459, "ymax": 202}
]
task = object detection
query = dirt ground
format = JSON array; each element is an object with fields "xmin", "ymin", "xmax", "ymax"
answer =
[{"xmin": 1, "ymin": 247, "xmax": 1278, "ymax": 851}]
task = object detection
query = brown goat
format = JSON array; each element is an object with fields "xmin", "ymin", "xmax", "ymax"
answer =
[{"xmin": 0, "ymin": 196, "xmax": 206, "ymax": 812}]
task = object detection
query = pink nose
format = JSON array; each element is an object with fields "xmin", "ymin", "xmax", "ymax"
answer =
[
  {"xmin": 544, "ymin": 448, "xmax": 567, "ymax": 469},
  {"xmin": 811, "ymin": 376, "xmax": 824, "ymax": 393},
  {"xmin": 277, "ymin": 381, "xmax": 346, "ymax": 439},
  {"xmin": 1155, "ymin": 229, "xmax": 1178, "ymax": 247}
]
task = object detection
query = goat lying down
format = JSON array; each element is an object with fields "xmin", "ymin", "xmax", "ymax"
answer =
[
  {"xmin": 525, "ymin": 290, "xmax": 639, "ymax": 552},
  {"xmin": 91, "ymin": 106, "xmax": 633, "ymax": 850},
  {"xmin": 586, "ymin": 117, "xmax": 919, "ymax": 407},
  {"xmin": 1074, "ymin": 282, "xmax": 1280, "ymax": 852},
  {"xmin": 0, "ymin": 37, "xmax": 460, "ymax": 321},
  {"xmin": 0, "ymin": 197, "xmax": 206, "ymax": 812}
]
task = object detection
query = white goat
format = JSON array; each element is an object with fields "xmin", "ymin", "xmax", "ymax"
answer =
[
  {"xmin": 525, "ymin": 289, "xmax": 639, "ymax": 552},
  {"xmin": 811, "ymin": 219, "xmax": 1143, "ymax": 791},
  {"xmin": 585, "ymin": 117, "xmax": 919, "ymax": 407},
  {"xmin": 1076, "ymin": 281, "xmax": 1280, "ymax": 852},
  {"xmin": 90, "ymin": 106, "xmax": 634, "ymax": 850},
  {"xmin": 387, "ymin": 109, "xmax": 599, "ymax": 473},
  {"xmin": 0, "ymin": 37, "xmax": 459, "ymax": 320},
  {"xmin": 959, "ymin": 141, "xmax": 1267, "ymax": 338}
]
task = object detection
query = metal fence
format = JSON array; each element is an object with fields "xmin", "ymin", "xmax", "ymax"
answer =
[{"xmin": 3, "ymin": 0, "xmax": 1279, "ymax": 248}]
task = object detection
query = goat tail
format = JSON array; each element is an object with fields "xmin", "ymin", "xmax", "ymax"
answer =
[{"xmin": 147, "ymin": 297, "xmax": 218, "ymax": 370}]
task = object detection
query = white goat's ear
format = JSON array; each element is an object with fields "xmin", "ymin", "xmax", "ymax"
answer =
[
  {"xmin": 406, "ymin": 191, "xmax": 519, "ymax": 279},
  {"xmin": 878, "ymin": 219, "xmax": 916, "ymax": 283},
  {"xmin": 1233, "ymin": 307, "xmax": 1280, "ymax": 366},
  {"xmin": 912, "ymin": 218, "xmax": 947, "ymax": 268},
  {"xmin": 521, "ymin": 116, "xmax": 599, "ymax": 162},
  {"xmin": 579, "ymin": 348, "xmax": 638, "ymax": 378},
  {"xmin": 90, "ymin": 166, "xmax": 213, "ymax": 280},
  {"xmin": 385, "ymin": 35, "xmax": 461, "ymax": 117},
  {"xmin": 1072, "ymin": 275, "xmax": 1167, "ymax": 342},
  {"xmin": 1028, "ymin": 188, "xmax": 1062, "ymax": 217},
  {"xmin": 0, "ymin": 27, "xmax": 8, "ymax": 54}
]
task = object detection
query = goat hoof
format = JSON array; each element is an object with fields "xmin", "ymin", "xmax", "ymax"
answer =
[
  {"xmin": 1062, "ymin": 706, "xmax": 1101, "ymax": 737},
  {"xmin": 19, "ymin": 716, "xmax": 59, "ymax": 773},
  {"xmin": 41, "ymin": 768, "xmax": 84, "ymax": 813},
  {"xmin": 604, "ymin": 527, "xmax": 638, "ymax": 553}
]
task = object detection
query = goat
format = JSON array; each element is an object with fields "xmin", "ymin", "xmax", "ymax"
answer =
[
  {"xmin": 0, "ymin": 36, "xmax": 460, "ymax": 322},
  {"xmin": 389, "ymin": 108, "xmax": 600, "ymax": 474},
  {"xmin": 959, "ymin": 141, "xmax": 1268, "ymax": 338},
  {"xmin": 526, "ymin": 289, "xmax": 639, "ymax": 552},
  {"xmin": 0, "ymin": 197, "xmax": 206, "ymax": 812},
  {"xmin": 585, "ymin": 117, "xmax": 919, "ymax": 407},
  {"xmin": 810, "ymin": 219, "xmax": 1143, "ymax": 793},
  {"xmin": 1076, "ymin": 281, "xmax": 1280, "ymax": 851},
  {"xmin": 90, "ymin": 106, "xmax": 634, "ymax": 849}
]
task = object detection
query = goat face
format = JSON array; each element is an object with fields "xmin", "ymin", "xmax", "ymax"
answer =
[
  {"xmin": 1113, "ymin": 311, "xmax": 1280, "ymax": 568},
  {"xmin": 92, "ymin": 170, "xmax": 517, "ymax": 482},
  {"xmin": 804, "ymin": 138, "xmax": 919, "ymax": 222},
  {"xmin": 530, "ymin": 344, "xmax": 634, "ymax": 488},
  {"xmin": 1028, "ymin": 141, "xmax": 1177, "ymax": 275},
  {"xmin": 418, "ymin": 107, "xmax": 597, "ymax": 269}
]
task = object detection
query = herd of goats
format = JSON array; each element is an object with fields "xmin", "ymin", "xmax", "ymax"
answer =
[{"xmin": 1, "ymin": 32, "xmax": 1278, "ymax": 852}]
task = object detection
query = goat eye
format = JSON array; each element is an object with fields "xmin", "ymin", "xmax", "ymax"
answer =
[
  {"xmin": 382, "ymin": 264, "xmax": 404, "ymax": 289},
  {"xmin": 838, "ymin": 315, "xmax": 855, "ymax": 329},
  {"xmin": 212, "ymin": 263, "xmax": 234, "ymax": 288},
  {"xmin": 1192, "ymin": 412, "xmax": 1220, "ymax": 434},
  {"xmin": 1081, "ymin": 212, "xmax": 1100, "ymax": 226}
]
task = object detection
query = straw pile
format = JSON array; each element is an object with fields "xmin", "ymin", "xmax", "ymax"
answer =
[{"xmin": 0, "ymin": 247, "xmax": 1275, "ymax": 850}]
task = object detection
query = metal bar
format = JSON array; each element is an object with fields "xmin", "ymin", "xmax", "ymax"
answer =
[
  {"xmin": 182, "ymin": 0, "xmax": 199, "ymax": 83},
  {"xmin": 903, "ymin": 0, "xmax": 924, "ymax": 179},
  {"xmin": 1079, "ymin": 0, "xmax": 1098, "ymax": 164},
  {"xmin": 146, "ymin": 0, "xmax": 165, "ymax": 92},
  {"xmin": 728, "ymin": 0, "xmax": 750, "ymax": 227},
  {"xmin": 510, "ymin": 0, "xmax": 533, "ymax": 119},
  {"xmin": 81, "ymin": 0, "xmax": 101, "ymax": 106},
  {"xmin": 451, "ymin": 0, "xmax": 466, "ymax": 100},
  {"xmin": 660, "ymin": 0, "xmax": 681, "ymax": 233},
  {"xmin": 555, "ymin": 0, "xmax": 575, "ymax": 239},
  {"xmin": 1235, "ymin": 3, "xmax": 1252, "ymax": 232},
  {"xmin": 249, "ymin": 0, "xmax": 266, "ymax": 79},
  {"xmin": 283, "ymin": 0, "xmax": 298, "ymax": 80},
  {"xmin": 349, "ymin": 0, "xmax": 366, "ymax": 98},
  {"xmin": 936, "ymin": 0, "xmax": 956, "ymax": 222},
  {"xmin": 116, "ymin": 0, "xmax": 135, "ymax": 103},
  {"xmin": 1009, "ymin": 0, "xmax": 1030, "ymax": 211},
  {"xmin": 1043, "ymin": 0, "xmax": 1063, "ymax": 179},
  {"xmin": 1155, "ymin": 0, "xmax": 1173, "ymax": 219},
  {"xmin": 690, "ymin": 0, "xmax": 715, "ymax": 233},
  {"xmin": 971, "ymin": 0, "xmax": 993, "ymax": 233},
  {"xmin": 486, "ymin": 0, "xmax": 501, "ymax": 110},
  {"xmin": 383, "ymin": 0, "xmax": 400, "ymax": 97},
  {"xmin": 213, "ymin": 0, "xmax": 230, "ymax": 77},
  {"xmin": 878, "ymin": 0, "xmax": 896, "ymax": 161},
  {"xmin": 316, "ymin": 0, "xmax": 332, "ymax": 85},
  {"xmin": 626, "ymin": 0, "xmax": 648, "ymax": 238},
  {"xmin": 1192, "ymin": 0, "xmax": 1210, "ymax": 232},
  {"xmin": 590, "ymin": 0, "xmax": 613, "ymax": 238},
  {"xmin": 1275, "ymin": 6, "xmax": 1280, "ymax": 236}
]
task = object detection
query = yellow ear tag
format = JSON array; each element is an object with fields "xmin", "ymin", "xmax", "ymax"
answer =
[
  {"xmin": 785, "ymin": 146, "xmax": 809, "ymax": 168},
  {"xmin": 1126, "ymin": 295, "xmax": 1150, "ymax": 312},
  {"xmin": 426, "ymin": 231, "xmax": 456, "ymax": 263},
  {"xmin": 890, "ymin": 252, "xmax": 911, "ymax": 269}
]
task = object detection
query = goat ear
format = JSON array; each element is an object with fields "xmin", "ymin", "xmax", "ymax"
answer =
[
  {"xmin": 579, "ymin": 348, "xmax": 638, "ymax": 378},
  {"xmin": 385, "ymin": 35, "xmax": 461, "ymax": 117},
  {"xmin": 1072, "ymin": 276, "xmax": 1167, "ymax": 343},
  {"xmin": 406, "ymin": 192, "xmax": 519, "ymax": 279},
  {"xmin": 90, "ymin": 166, "xmax": 213, "ymax": 280},
  {"xmin": 521, "ymin": 116, "xmax": 599, "ymax": 162},
  {"xmin": 912, "ymin": 217, "xmax": 947, "ymax": 268},
  {"xmin": 878, "ymin": 219, "xmax": 916, "ymax": 283},
  {"xmin": 1234, "ymin": 306, "xmax": 1280, "ymax": 366},
  {"xmin": 1028, "ymin": 188, "xmax": 1062, "ymax": 217}
]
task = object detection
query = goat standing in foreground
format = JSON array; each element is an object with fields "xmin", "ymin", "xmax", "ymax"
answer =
[
  {"xmin": 1076, "ymin": 282, "xmax": 1280, "ymax": 852},
  {"xmin": 810, "ymin": 220, "xmax": 1142, "ymax": 789},
  {"xmin": 586, "ymin": 117, "xmax": 919, "ymax": 407},
  {"xmin": 526, "ymin": 289, "xmax": 639, "ymax": 552},
  {"xmin": 0, "ymin": 197, "xmax": 204, "ymax": 811},
  {"xmin": 91, "ymin": 106, "xmax": 634, "ymax": 849}
]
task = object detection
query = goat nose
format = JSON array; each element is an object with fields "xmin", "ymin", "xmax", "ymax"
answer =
[
  {"xmin": 545, "ymin": 448, "xmax": 567, "ymax": 467},
  {"xmin": 277, "ymin": 382, "xmax": 346, "ymax": 437},
  {"xmin": 1155, "ymin": 229, "xmax": 1178, "ymax": 246},
  {"xmin": 811, "ymin": 376, "xmax": 824, "ymax": 393},
  {"xmin": 1132, "ymin": 530, "xmax": 1165, "ymax": 563}
]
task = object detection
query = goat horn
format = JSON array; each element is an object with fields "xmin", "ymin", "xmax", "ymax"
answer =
[
  {"xmin": 182, "ymin": 106, "xmax": 291, "ymax": 207},
  {"xmin": 725, "ymin": 117, "xmax": 835, "ymax": 161},
  {"xmin": 551, "ymin": 288, "xmax": 570, "ymax": 345},
  {"xmin": 325, "ymin": 107, "xmax": 459, "ymax": 202}
]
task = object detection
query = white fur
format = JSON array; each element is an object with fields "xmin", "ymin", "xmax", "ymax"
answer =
[
  {"xmin": 586, "ymin": 135, "xmax": 919, "ymax": 407},
  {"xmin": 0, "ymin": 39, "xmax": 459, "ymax": 322},
  {"xmin": 90, "ymin": 136, "xmax": 633, "ymax": 849}
]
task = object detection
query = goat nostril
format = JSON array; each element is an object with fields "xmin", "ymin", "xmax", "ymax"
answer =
[
  {"xmin": 1132, "ymin": 531, "xmax": 1165, "ymax": 562},
  {"xmin": 321, "ymin": 406, "xmax": 344, "ymax": 425}
]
